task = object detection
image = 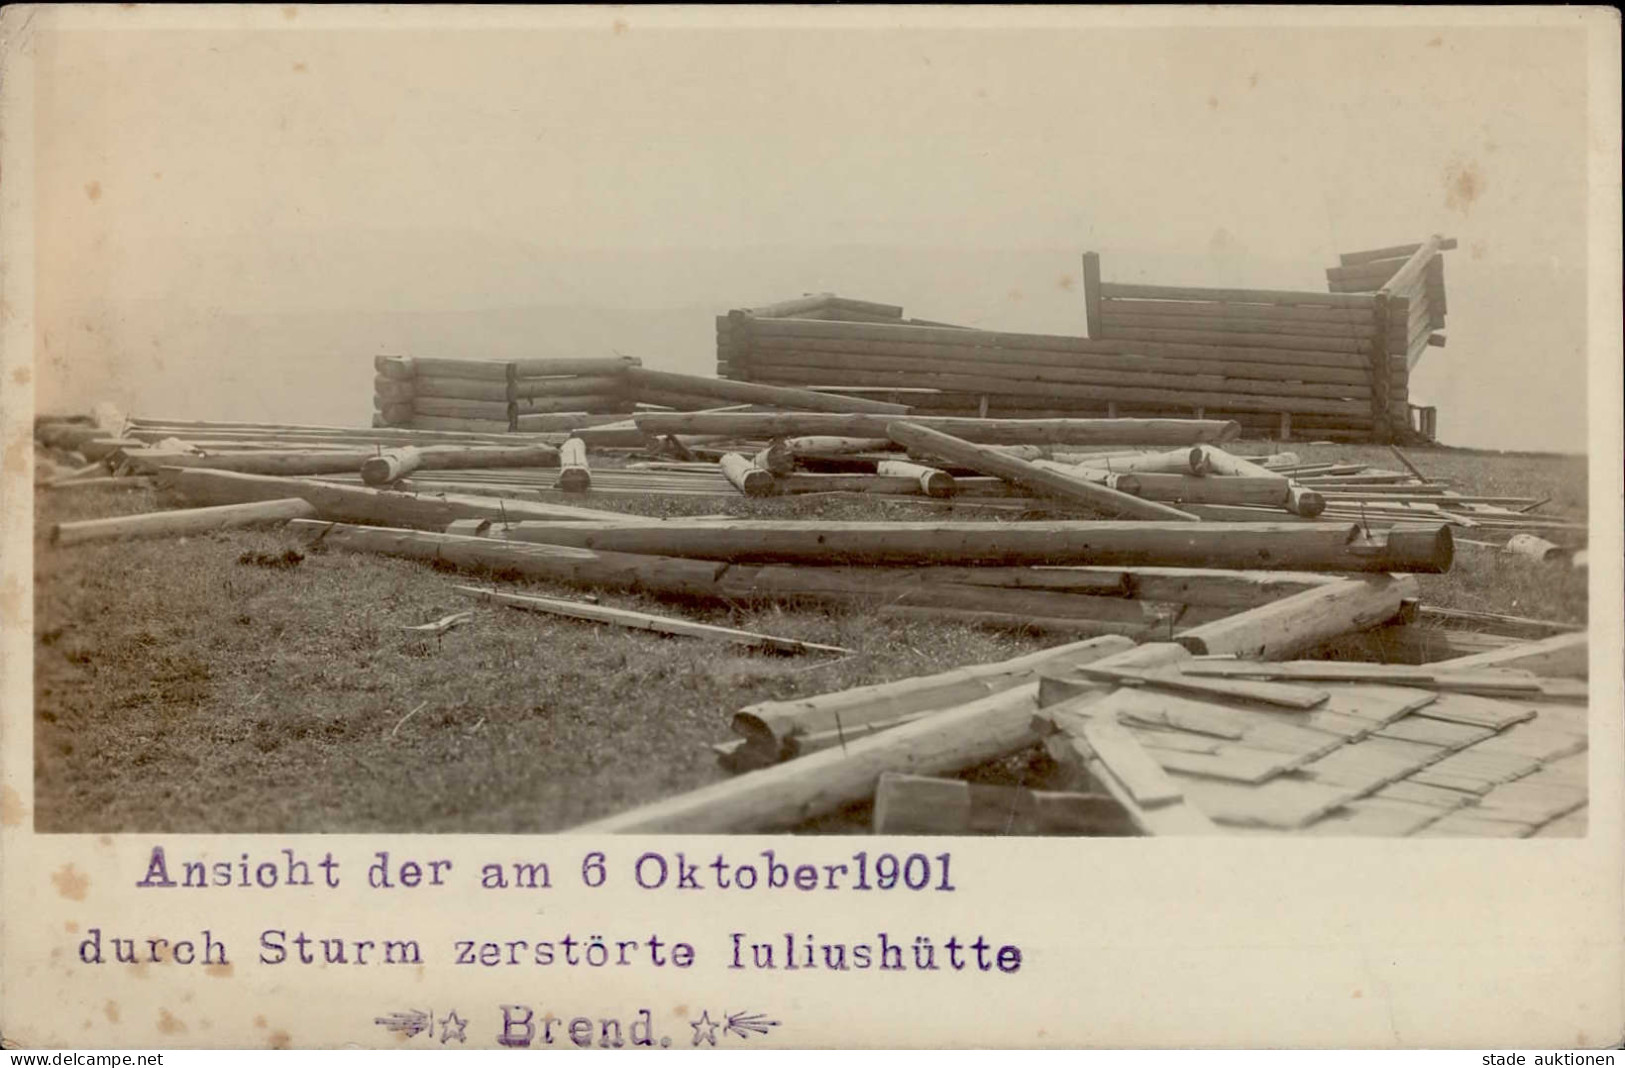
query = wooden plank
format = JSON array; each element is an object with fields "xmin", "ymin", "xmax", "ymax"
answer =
[
  {"xmin": 1430, "ymin": 632, "xmax": 1587, "ymax": 679},
  {"xmin": 1304, "ymin": 797, "xmax": 1443, "ymax": 837},
  {"xmin": 1081, "ymin": 251, "xmax": 1103, "ymax": 339},
  {"xmin": 1404, "ymin": 692, "xmax": 1540, "ymax": 734},
  {"xmin": 1295, "ymin": 735, "xmax": 1447, "ymax": 794},
  {"xmin": 1174, "ymin": 774, "xmax": 1361, "ymax": 830},
  {"xmin": 457, "ymin": 586, "xmax": 849, "ymax": 655},
  {"xmin": 1339, "ymin": 238, "xmax": 1457, "ymax": 266},
  {"xmin": 1067, "ymin": 699, "xmax": 1198, "ymax": 804},
  {"xmin": 1375, "ymin": 780, "xmax": 1475, "ymax": 810},
  {"xmin": 1179, "ymin": 661, "xmax": 1544, "ymax": 695}
]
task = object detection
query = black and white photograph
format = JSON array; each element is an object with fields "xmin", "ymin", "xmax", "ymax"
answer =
[{"xmin": 1, "ymin": 4, "xmax": 1619, "ymax": 1052}]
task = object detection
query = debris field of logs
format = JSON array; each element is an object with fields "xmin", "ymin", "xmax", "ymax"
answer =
[{"xmin": 35, "ymin": 248, "xmax": 1590, "ymax": 836}]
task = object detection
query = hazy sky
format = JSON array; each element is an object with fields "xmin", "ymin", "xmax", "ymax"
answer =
[{"xmin": 26, "ymin": 8, "xmax": 1605, "ymax": 450}]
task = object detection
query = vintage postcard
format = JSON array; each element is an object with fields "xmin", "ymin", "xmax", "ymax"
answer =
[{"xmin": 1, "ymin": 4, "xmax": 1621, "ymax": 1051}]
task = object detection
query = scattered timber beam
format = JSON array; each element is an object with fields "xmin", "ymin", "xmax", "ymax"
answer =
[
  {"xmin": 161, "ymin": 468, "xmax": 631, "ymax": 527},
  {"xmin": 1174, "ymin": 575, "xmax": 1420, "ymax": 659},
  {"xmin": 719, "ymin": 453, "xmax": 774, "ymax": 497},
  {"xmin": 1070, "ymin": 468, "xmax": 1292, "ymax": 508},
  {"xmin": 875, "ymin": 459, "xmax": 954, "ymax": 497},
  {"xmin": 482, "ymin": 518, "xmax": 1457, "ymax": 572},
  {"xmin": 457, "ymin": 586, "xmax": 850, "ymax": 655},
  {"xmin": 731, "ymin": 634, "xmax": 1134, "ymax": 761},
  {"xmin": 50, "ymin": 498, "xmax": 318, "ymax": 546},
  {"xmin": 625, "ymin": 368, "xmax": 908, "ymax": 414},
  {"xmin": 752, "ymin": 440, "xmax": 795, "ymax": 476},
  {"xmin": 359, "ymin": 446, "xmax": 422, "ymax": 486},
  {"xmin": 556, "ymin": 437, "xmax": 591, "ymax": 492},
  {"xmin": 127, "ymin": 442, "xmax": 560, "ymax": 478},
  {"xmin": 291, "ymin": 523, "xmax": 1180, "ymax": 628},
  {"xmin": 42, "ymin": 476, "xmax": 155, "ymax": 492},
  {"xmin": 872, "ymin": 773, "xmax": 1137, "ymax": 835},
  {"xmin": 634, "ymin": 412, "xmax": 1242, "ymax": 446},
  {"xmin": 509, "ymin": 356, "xmax": 641, "ymax": 378},
  {"xmin": 887, "ymin": 420, "xmax": 1200, "ymax": 521},
  {"xmin": 568, "ymin": 681, "xmax": 1066, "ymax": 833},
  {"xmin": 782, "ymin": 435, "xmax": 897, "ymax": 459}
]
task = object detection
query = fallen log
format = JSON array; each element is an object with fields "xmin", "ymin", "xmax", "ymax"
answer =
[
  {"xmin": 409, "ymin": 375, "xmax": 507, "ymax": 402},
  {"xmin": 634, "ymin": 412, "xmax": 1242, "ymax": 446},
  {"xmin": 510, "ymin": 356, "xmax": 641, "ymax": 378},
  {"xmin": 871, "ymin": 774, "xmax": 1137, "ymax": 835},
  {"xmin": 556, "ymin": 437, "xmax": 591, "ymax": 492},
  {"xmin": 290, "ymin": 522, "xmax": 1180, "ymax": 632},
  {"xmin": 161, "ymin": 468, "xmax": 629, "ymax": 527},
  {"xmin": 875, "ymin": 459, "xmax": 954, "ymax": 497},
  {"xmin": 1068, "ymin": 446, "xmax": 1212, "ymax": 475},
  {"xmin": 1060, "ymin": 465, "xmax": 1291, "ymax": 508},
  {"xmin": 42, "ymin": 476, "xmax": 155, "ymax": 492},
  {"xmin": 783, "ymin": 436, "xmax": 896, "ymax": 458},
  {"xmin": 510, "ymin": 375, "xmax": 627, "ymax": 400},
  {"xmin": 457, "ymin": 586, "xmax": 849, "ymax": 655},
  {"xmin": 625, "ymin": 368, "xmax": 908, "ymax": 414},
  {"xmin": 483, "ymin": 518, "xmax": 1455, "ymax": 572},
  {"xmin": 752, "ymin": 440, "xmax": 795, "ymax": 476},
  {"xmin": 360, "ymin": 446, "xmax": 423, "ymax": 486},
  {"xmin": 134, "ymin": 443, "xmax": 560, "ymax": 478},
  {"xmin": 567, "ymin": 682, "xmax": 1056, "ymax": 833},
  {"xmin": 887, "ymin": 421, "xmax": 1200, "ymax": 521},
  {"xmin": 51, "ymin": 498, "xmax": 318, "ymax": 546},
  {"xmin": 731, "ymin": 634, "xmax": 1134, "ymax": 760},
  {"xmin": 1174, "ymin": 575, "xmax": 1419, "ymax": 659},
  {"xmin": 512, "ymin": 394, "xmax": 629, "ymax": 417},
  {"xmin": 719, "ymin": 453, "xmax": 774, "ymax": 496}
]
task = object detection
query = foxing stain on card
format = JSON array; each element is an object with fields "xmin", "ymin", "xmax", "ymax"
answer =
[
  {"xmin": 0, "ymin": 783, "xmax": 26, "ymax": 826},
  {"xmin": 104, "ymin": 1001, "xmax": 120, "ymax": 1023},
  {"xmin": 158, "ymin": 1009, "xmax": 188, "ymax": 1035},
  {"xmin": 1444, "ymin": 159, "xmax": 1484, "ymax": 214},
  {"xmin": 51, "ymin": 863, "xmax": 90, "ymax": 900}
]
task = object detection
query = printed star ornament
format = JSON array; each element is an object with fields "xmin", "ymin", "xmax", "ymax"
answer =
[{"xmin": 689, "ymin": 1010, "xmax": 721, "ymax": 1046}]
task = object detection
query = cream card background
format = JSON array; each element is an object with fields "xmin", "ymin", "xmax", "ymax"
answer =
[{"xmin": 1, "ymin": 5, "xmax": 1620, "ymax": 1050}]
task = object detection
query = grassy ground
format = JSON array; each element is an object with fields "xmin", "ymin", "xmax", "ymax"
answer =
[{"xmin": 30, "ymin": 440, "xmax": 1589, "ymax": 833}]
